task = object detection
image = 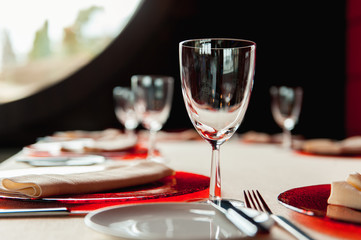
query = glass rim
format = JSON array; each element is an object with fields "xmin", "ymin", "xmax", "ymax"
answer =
[
  {"xmin": 270, "ymin": 85, "xmax": 303, "ymax": 90},
  {"xmin": 179, "ymin": 38, "xmax": 256, "ymax": 49},
  {"xmin": 131, "ymin": 75, "xmax": 174, "ymax": 83},
  {"xmin": 113, "ymin": 86, "xmax": 132, "ymax": 94},
  {"xmin": 131, "ymin": 74, "xmax": 174, "ymax": 79}
]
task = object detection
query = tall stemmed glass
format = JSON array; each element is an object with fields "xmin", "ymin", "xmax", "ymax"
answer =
[
  {"xmin": 270, "ymin": 86, "xmax": 303, "ymax": 149},
  {"xmin": 113, "ymin": 86, "xmax": 139, "ymax": 138},
  {"xmin": 179, "ymin": 39, "xmax": 256, "ymax": 201},
  {"xmin": 131, "ymin": 75, "xmax": 174, "ymax": 162}
]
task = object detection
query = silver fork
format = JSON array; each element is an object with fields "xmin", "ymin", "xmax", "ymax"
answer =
[{"xmin": 244, "ymin": 190, "xmax": 314, "ymax": 240}]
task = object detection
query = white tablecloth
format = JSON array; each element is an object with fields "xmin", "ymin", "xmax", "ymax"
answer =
[{"xmin": 0, "ymin": 139, "xmax": 360, "ymax": 240}]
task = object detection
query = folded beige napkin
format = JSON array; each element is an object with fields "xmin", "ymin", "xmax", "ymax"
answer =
[
  {"xmin": 47, "ymin": 128, "xmax": 138, "ymax": 153},
  {"xmin": 241, "ymin": 131, "xmax": 273, "ymax": 144},
  {"xmin": 340, "ymin": 136, "xmax": 361, "ymax": 155},
  {"xmin": 240, "ymin": 131, "xmax": 304, "ymax": 147},
  {"xmin": 0, "ymin": 161, "xmax": 174, "ymax": 198},
  {"xmin": 53, "ymin": 128, "xmax": 121, "ymax": 140},
  {"xmin": 326, "ymin": 204, "xmax": 361, "ymax": 224},
  {"xmin": 82, "ymin": 134, "xmax": 137, "ymax": 152},
  {"xmin": 328, "ymin": 173, "xmax": 361, "ymax": 210},
  {"xmin": 302, "ymin": 139, "xmax": 342, "ymax": 155},
  {"xmin": 302, "ymin": 136, "xmax": 361, "ymax": 155}
]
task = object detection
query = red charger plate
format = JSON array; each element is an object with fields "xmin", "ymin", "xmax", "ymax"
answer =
[
  {"xmin": 0, "ymin": 171, "xmax": 210, "ymax": 213},
  {"xmin": 278, "ymin": 184, "xmax": 361, "ymax": 239},
  {"xmin": 278, "ymin": 184, "xmax": 361, "ymax": 224}
]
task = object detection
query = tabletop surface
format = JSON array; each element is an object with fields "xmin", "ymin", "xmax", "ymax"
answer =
[{"xmin": 0, "ymin": 138, "xmax": 360, "ymax": 240}]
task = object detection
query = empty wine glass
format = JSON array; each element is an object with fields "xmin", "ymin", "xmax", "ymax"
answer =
[
  {"xmin": 131, "ymin": 75, "xmax": 174, "ymax": 162},
  {"xmin": 179, "ymin": 38, "xmax": 256, "ymax": 201},
  {"xmin": 270, "ymin": 86, "xmax": 303, "ymax": 149},
  {"xmin": 113, "ymin": 86, "xmax": 139, "ymax": 138}
]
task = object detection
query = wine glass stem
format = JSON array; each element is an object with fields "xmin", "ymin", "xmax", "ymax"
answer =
[
  {"xmin": 209, "ymin": 142, "xmax": 221, "ymax": 200},
  {"xmin": 125, "ymin": 129, "xmax": 136, "ymax": 138},
  {"xmin": 147, "ymin": 130, "xmax": 157, "ymax": 160},
  {"xmin": 282, "ymin": 128, "xmax": 292, "ymax": 148}
]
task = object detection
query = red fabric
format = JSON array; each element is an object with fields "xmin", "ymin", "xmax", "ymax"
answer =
[{"xmin": 346, "ymin": 0, "xmax": 361, "ymax": 136}]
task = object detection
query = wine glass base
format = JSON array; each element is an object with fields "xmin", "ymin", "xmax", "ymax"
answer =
[
  {"xmin": 190, "ymin": 198, "xmax": 245, "ymax": 208},
  {"xmin": 208, "ymin": 198, "xmax": 245, "ymax": 207},
  {"xmin": 228, "ymin": 199, "xmax": 245, "ymax": 208},
  {"xmin": 147, "ymin": 156, "xmax": 170, "ymax": 164}
]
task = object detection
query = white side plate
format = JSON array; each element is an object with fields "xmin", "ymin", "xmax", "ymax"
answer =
[{"xmin": 84, "ymin": 202, "xmax": 245, "ymax": 239}]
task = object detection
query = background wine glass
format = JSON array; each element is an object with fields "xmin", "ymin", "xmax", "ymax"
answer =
[
  {"xmin": 131, "ymin": 75, "xmax": 174, "ymax": 162},
  {"xmin": 270, "ymin": 86, "xmax": 303, "ymax": 149},
  {"xmin": 113, "ymin": 86, "xmax": 139, "ymax": 138},
  {"xmin": 179, "ymin": 38, "xmax": 256, "ymax": 201}
]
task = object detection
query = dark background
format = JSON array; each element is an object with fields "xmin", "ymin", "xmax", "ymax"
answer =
[{"xmin": 0, "ymin": 0, "xmax": 346, "ymax": 146}]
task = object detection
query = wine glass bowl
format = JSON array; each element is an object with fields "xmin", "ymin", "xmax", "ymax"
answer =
[
  {"xmin": 270, "ymin": 86, "xmax": 303, "ymax": 148},
  {"xmin": 179, "ymin": 38, "xmax": 256, "ymax": 200},
  {"xmin": 131, "ymin": 75, "xmax": 174, "ymax": 162},
  {"xmin": 113, "ymin": 86, "xmax": 139, "ymax": 138}
]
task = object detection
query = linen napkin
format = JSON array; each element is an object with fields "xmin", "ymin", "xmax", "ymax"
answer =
[
  {"xmin": 326, "ymin": 204, "xmax": 361, "ymax": 224},
  {"xmin": 241, "ymin": 131, "xmax": 273, "ymax": 144},
  {"xmin": 41, "ymin": 128, "xmax": 137, "ymax": 153},
  {"xmin": 301, "ymin": 139, "xmax": 342, "ymax": 155},
  {"xmin": 328, "ymin": 172, "xmax": 361, "ymax": 210},
  {"xmin": 340, "ymin": 136, "xmax": 361, "ymax": 155},
  {"xmin": 301, "ymin": 136, "xmax": 361, "ymax": 155},
  {"xmin": 0, "ymin": 161, "xmax": 174, "ymax": 198}
]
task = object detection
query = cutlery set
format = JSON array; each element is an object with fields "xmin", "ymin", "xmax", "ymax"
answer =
[
  {"xmin": 210, "ymin": 199, "xmax": 272, "ymax": 237},
  {"xmin": 244, "ymin": 190, "xmax": 314, "ymax": 240},
  {"xmin": 208, "ymin": 191, "xmax": 314, "ymax": 239},
  {"xmin": 0, "ymin": 191, "xmax": 314, "ymax": 239}
]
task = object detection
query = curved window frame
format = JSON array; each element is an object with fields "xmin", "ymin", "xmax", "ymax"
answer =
[{"xmin": 0, "ymin": 0, "xmax": 173, "ymax": 142}]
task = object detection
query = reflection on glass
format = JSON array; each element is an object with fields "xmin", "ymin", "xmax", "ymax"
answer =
[{"xmin": 0, "ymin": 0, "xmax": 142, "ymax": 103}]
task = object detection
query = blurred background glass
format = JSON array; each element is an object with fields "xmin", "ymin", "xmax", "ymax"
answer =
[
  {"xmin": 132, "ymin": 75, "xmax": 174, "ymax": 162},
  {"xmin": 113, "ymin": 86, "xmax": 139, "ymax": 138},
  {"xmin": 0, "ymin": 0, "xmax": 142, "ymax": 103},
  {"xmin": 270, "ymin": 86, "xmax": 303, "ymax": 148}
]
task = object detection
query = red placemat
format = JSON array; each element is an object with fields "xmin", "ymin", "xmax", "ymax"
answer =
[{"xmin": 0, "ymin": 171, "xmax": 209, "ymax": 213}]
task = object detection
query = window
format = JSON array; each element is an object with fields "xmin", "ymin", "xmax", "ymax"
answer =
[{"xmin": 0, "ymin": 0, "xmax": 142, "ymax": 103}]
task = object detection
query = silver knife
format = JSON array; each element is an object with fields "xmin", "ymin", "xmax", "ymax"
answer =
[
  {"xmin": 0, "ymin": 208, "xmax": 70, "ymax": 217},
  {"xmin": 210, "ymin": 200, "xmax": 259, "ymax": 237},
  {"xmin": 213, "ymin": 200, "xmax": 274, "ymax": 232}
]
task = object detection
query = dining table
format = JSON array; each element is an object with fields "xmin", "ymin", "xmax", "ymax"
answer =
[{"xmin": 0, "ymin": 133, "xmax": 360, "ymax": 240}]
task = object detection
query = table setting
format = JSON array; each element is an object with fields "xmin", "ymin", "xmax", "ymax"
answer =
[
  {"xmin": 0, "ymin": 38, "xmax": 360, "ymax": 240},
  {"xmin": 0, "ymin": 126, "xmax": 210, "ymax": 214}
]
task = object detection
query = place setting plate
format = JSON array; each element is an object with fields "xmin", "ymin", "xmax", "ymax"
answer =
[{"xmin": 84, "ymin": 202, "xmax": 245, "ymax": 239}]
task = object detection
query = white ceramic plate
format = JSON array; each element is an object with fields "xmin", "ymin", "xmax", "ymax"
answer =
[
  {"xmin": 84, "ymin": 202, "xmax": 245, "ymax": 239},
  {"xmin": 16, "ymin": 155, "xmax": 105, "ymax": 166}
]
